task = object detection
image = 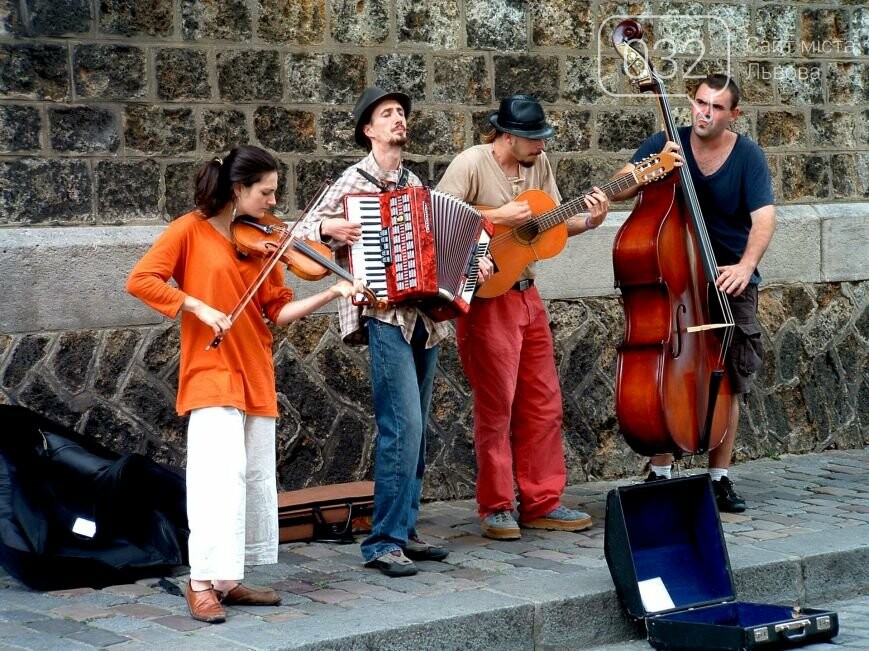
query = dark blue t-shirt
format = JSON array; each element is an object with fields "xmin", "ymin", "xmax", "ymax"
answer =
[{"xmin": 630, "ymin": 126, "xmax": 774, "ymax": 283}]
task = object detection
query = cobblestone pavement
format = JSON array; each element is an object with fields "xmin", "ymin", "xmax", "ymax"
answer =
[{"xmin": 0, "ymin": 448, "xmax": 867, "ymax": 649}]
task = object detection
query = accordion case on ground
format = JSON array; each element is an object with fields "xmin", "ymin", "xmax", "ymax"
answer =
[
  {"xmin": 277, "ymin": 481, "xmax": 374, "ymax": 544},
  {"xmin": 604, "ymin": 475, "xmax": 838, "ymax": 650}
]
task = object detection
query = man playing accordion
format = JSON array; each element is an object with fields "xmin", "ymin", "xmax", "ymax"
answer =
[{"xmin": 296, "ymin": 86, "xmax": 492, "ymax": 577}]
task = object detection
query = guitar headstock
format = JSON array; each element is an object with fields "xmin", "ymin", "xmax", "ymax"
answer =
[
  {"xmin": 612, "ymin": 19, "xmax": 655, "ymax": 92},
  {"xmin": 634, "ymin": 152, "xmax": 677, "ymax": 185}
]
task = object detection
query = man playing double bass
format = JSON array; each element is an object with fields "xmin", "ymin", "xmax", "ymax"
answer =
[{"xmin": 612, "ymin": 73, "xmax": 776, "ymax": 513}]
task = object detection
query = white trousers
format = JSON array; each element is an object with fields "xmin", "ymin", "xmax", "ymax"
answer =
[{"xmin": 186, "ymin": 407, "xmax": 278, "ymax": 581}]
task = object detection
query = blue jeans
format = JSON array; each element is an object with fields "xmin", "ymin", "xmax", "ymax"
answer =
[{"xmin": 360, "ymin": 317, "xmax": 438, "ymax": 562}]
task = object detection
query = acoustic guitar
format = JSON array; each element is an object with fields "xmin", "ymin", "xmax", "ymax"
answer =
[{"xmin": 474, "ymin": 152, "xmax": 675, "ymax": 298}]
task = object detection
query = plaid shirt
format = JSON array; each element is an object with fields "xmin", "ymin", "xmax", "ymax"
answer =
[{"xmin": 295, "ymin": 152, "xmax": 451, "ymax": 348}]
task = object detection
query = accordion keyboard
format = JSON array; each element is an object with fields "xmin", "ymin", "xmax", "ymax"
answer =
[{"xmin": 345, "ymin": 194, "xmax": 389, "ymax": 303}]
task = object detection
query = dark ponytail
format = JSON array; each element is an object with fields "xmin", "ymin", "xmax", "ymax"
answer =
[{"xmin": 194, "ymin": 145, "xmax": 279, "ymax": 217}]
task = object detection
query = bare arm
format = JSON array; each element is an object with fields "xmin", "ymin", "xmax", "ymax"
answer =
[
  {"xmin": 716, "ymin": 204, "xmax": 776, "ymax": 296},
  {"xmin": 609, "ymin": 162, "xmax": 640, "ymax": 202},
  {"xmin": 479, "ymin": 200, "xmax": 533, "ymax": 227},
  {"xmin": 273, "ymin": 279, "xmax": 362, "ymax": 326}
]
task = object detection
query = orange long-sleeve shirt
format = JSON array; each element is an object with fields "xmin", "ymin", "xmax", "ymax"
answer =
[{"xmin": 126, "ymin": 211, "xmax": 293, "ymax": 417}]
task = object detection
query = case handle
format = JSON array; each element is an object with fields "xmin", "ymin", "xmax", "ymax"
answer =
[
  {"xmin": 775, "ymin": 619, "xmax": 810, "ymax": 640},
  {"xmin": 311, "ymin": 503, "xmax": 355, "ymax": 544}
]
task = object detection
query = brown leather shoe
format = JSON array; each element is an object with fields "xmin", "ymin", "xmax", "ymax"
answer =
[
  {"xmin": 219, "ymin": 583, "xmax": 282, "ymax": 606},
  {"xmin": 185, "ymin": 581, "xmax": 226, "ymax": 623}
]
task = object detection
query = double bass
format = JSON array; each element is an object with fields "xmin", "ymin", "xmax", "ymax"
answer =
[{"xmin": 611, "ymin": 20, "xmax": 735, "ymax": 457}]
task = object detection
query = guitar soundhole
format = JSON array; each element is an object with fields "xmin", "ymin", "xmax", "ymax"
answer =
[{"xmin": 515, "ymin": 222, "xmax": 539, "ymax": 243}]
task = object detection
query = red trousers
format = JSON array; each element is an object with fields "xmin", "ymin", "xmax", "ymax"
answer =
[{"xmin": 456, "ymin": 286, "xmax": 566, "ymax": 521}]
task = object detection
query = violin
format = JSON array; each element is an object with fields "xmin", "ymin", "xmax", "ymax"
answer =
[
  {"xmin": 232, "ymin": 212, "xmax": 340, "ymax": 281},
  {"xmin": 207, "ymin": 184, "xmax": 385, "ymax": 350},
  {"xmin": 610, "ymin": 19, "xmax": 735, "ymax": 456}
]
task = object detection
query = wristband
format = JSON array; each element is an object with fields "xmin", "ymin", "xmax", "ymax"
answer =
[{"xmin": 585, "ymin": 215, "xmax": 598, "ymax": 230}]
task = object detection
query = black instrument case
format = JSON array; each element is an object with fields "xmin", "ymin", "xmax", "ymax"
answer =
[{"xmin": 604, "ymin": 475, "xmax": 838, "ymax": 650}]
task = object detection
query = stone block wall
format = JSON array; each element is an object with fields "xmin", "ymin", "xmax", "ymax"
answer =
[
  {"xmin": 0, "ymin": 0, "xmax": 866, "ymax": 225},
  {"xmin": 0, "ymin": 1, "xmax": 867, "ymax": 497}
]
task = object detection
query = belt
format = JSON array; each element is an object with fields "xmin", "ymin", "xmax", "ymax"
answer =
[{"xmin": 511, "ymin": 279, "xmax": 535, "ymax": 291}]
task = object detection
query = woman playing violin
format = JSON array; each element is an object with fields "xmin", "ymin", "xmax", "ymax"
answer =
[{"xmin": 126, "ymin": 144, "xmax": 361, "ymax": 624}]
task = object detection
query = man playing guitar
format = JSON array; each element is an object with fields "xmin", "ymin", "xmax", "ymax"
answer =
[{"xmin": 436, "ymin": 95, "xmax": 609, "ymax": 540}]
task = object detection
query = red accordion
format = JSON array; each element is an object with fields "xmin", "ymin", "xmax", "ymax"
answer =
[{"xmin": 343, "ymin": 186, "xmax": 492, "ymax": 321}]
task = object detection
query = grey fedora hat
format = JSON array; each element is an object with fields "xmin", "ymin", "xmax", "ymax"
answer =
[
  {"xmin": 489, "ymin": 94, "xmax": 554, "ymax": 139},
  {"xmin": 352, "ymin": 87, "xmax": 412, "ymax": 149}
]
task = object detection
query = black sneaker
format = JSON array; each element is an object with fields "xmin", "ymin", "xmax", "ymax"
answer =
[
  {"xmin": 644, "ymin": 471, "xmax": 667, "ymax": 483},
  {"xmin": 713, "ymin": 476, "xmax": 746, "ymax": 513},
  {"xmin": 403, "ymin": 535, "xmax": 449, "ymax": 562}
]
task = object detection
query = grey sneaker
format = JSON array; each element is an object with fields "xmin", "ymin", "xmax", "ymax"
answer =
[
  {"xmin": 520, "ymin": 505, "xmax": 592, "ymax": 532},
  {"xmin": 364, "ymin": 549, "xmax": 418, "ymax": 577},
  {"xmin": 481, "ymin": 510, "xmax": 521, "ymax": 540}
]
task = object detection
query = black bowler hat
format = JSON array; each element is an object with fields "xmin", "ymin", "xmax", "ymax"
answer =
[
  {"xmin": 489, "ymin": 94, "xmax": 554, "ymax": 139},
  {"xmin": 352, "ymin": 86, "xmax": 412, "ymax": 149}
]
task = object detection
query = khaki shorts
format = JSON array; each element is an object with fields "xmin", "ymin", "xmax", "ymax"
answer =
[{"xmin": 725, "ymin": 284, "xmax": 763, "ymax": 395}]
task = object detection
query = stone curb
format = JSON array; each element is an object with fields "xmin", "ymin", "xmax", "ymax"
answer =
[{"xmin": 2, "ymin": 203, "xmax": 867, "ymax": 333}]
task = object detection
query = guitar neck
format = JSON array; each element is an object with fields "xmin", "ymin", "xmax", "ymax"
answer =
[{"xmin": 535, "ymin": 172, "xmax": 639, "ymax": 232}]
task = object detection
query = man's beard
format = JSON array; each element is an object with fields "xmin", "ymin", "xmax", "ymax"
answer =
[
  {"xmin": 387, "ymin": 134, "xmax": 408, "ymax": 147},
  {"xmin": 519, "ymin": 158, "xmax": 536, "ymax": 168}
]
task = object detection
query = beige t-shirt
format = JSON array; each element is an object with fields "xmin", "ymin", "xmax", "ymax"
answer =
[{"xmin": 436, "ymin": 143, "xmax": 562, "ymax": 280}]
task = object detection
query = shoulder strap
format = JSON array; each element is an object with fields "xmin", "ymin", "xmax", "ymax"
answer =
[
  {"xmin": 396, "ymin": 167, "xmax": 410, "ymax": 189},
  {"xmin": 355, "ymin": 168, "xmax": 388, "ymax": 192},
  {"xmin": 355, "ymin": 166, "xmax": 411, "ymax": 191}
]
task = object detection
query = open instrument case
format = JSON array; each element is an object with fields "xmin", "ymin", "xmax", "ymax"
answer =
[{"xmin": 604, "ymin": 475, "xmax": 838, "ymax": 650}]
